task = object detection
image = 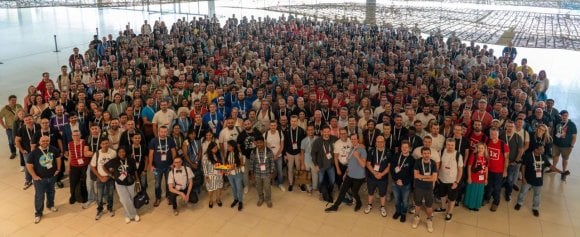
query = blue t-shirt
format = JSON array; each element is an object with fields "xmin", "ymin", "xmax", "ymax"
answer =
[
  {"xmin": 202, "ymin": 112, "xmax": 224, "ymax": 135},
  {"xmin": 141, "ymin": 106, "xmax": 155, "ymax": 122},
  {"xmin": 148, "ymin": 137, "xmax": 176, "ymax": 170},
  {"xmin": 347, "ymin": 147, "xmax": 367, "ymax": 179}
]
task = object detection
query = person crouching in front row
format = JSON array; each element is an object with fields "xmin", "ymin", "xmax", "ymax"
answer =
[{"xmin": 167, "ymin": 157, "xmax": 194, "ymax": 216}]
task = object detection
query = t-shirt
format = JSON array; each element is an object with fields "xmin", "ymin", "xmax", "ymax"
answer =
[
  {"xmin": 237, "ymin": 129, "xmax": 259, "ymax": 158},
  {"xmin": 90, "ymin": 149, "xmax": 117, "ymax": 177},
  {"xmin": 439, "ymin": 150, "xmax": 464, "ymax": 183},
  {"xmin": 367, "ymin": 148, "xmax": 390, "ymax": 181},
  {"xmin": 467, "ymin": 154, "xmax": 487, "ymax": 184},
  {"xmin": 469, "ymin": 132, "xmax": 488, "ymax": 152},
  {"xmin": 554, "ymin": 120, "xmax": 577, "ymax": 147},
  {"xmin": 414, "ymin": 159, "xmax": 438, "ymax": 190},
  {"xmin": 486, "ymin": 140, "xmax": 510, "ymax": 173},
  {"xmin": 390, "ymin": 153, "xmax": 414, "ymax": 185},
  {"xmin": 333, "ymin": 139, "xmax": 353, "ymax": 165},
  {"xmin": 412, "ymin": 146, "xmax": 441, "ymax": 163},
  {"xmin": 17, "ymin": 124, "xmax": 40, "ymax": 152},
  {"xmin": 27, "ymin": 146, "xmax": 60, "ymax": 178},
  {"xmin": 219, "ymin": 127, "xmax": 240, "ymax": 145},
  {"xmin": 152, "ymin": 110, "xmax": 177, "ymax": 127},
  {"xmin": 264, "ymin": 130, "xmax": 284, "ymax": 156},
  {"xmin": 104, "ymin": 157, "xmax": 137, "ymax": 186},
  {"xmin": 522, "ymin": 152, "xmax": 551, "ymax": 186},
  {"xmin": 347, "ymin": 147, "xmax": 367, "ymax": 179},
  {"xmin": 168, "ymin": 166, "xmax": 194, "ymax": 190},
  {"xmin": 127, "ymin": 145, "xmax": 146, "ymax": 174},
  {"xmin": 149, "ymin": 137, "xmax": 177, "ymax": 170},
  {"xmin": 500, "ymin": 132, "xmax": 523, "ymax": 163}
]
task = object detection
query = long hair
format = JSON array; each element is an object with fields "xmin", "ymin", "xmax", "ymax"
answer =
[
  {"xmin": 476, "ymin": 142, "xmax": 490, "ymax": 161},
  {"xmin": 535, "ymin": 124, "xmax": 553, "ymax": 144},
  {"xmin": 205, "ymin": 141, "xmax": 221, "ymax": 164},
  {"xmin": 225, "ymin": 140, "xmax": 241, "ymax": 167}
]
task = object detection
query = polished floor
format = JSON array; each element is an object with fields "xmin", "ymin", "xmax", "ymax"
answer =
[{"xmin": 1, "ymin": 2, "xmax": 580, "ymax": 237}]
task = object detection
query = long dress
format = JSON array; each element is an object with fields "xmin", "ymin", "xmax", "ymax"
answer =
[
  {"xmin": 464, "ymin": 154, "xmax": 487, "ymax": 209},
  {"xmin": 202, "ymin": 154, "xmax": 223, "ymax": 191}
]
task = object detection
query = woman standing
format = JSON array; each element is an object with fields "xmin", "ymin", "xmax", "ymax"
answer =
[
  {"xmin": 225, "ymin": 140, "xmax": 245, "ymax": 211},
  {"xmin": 183, "ymin": 129, "xmax": 203, "ymax": 194},
  {"xmin": 530, "ymin": 124, "xmax": 553, "ymax": 156},
  {"xmin": 104, "ymin": 147, "xmax": 140, "ymax": 223},
  {"xmin": 202, "ymin": 141, "xmax": 224, "ymax": 208},
  {"xmin": 464, "ymin": 142, "xmax": 489, "ymax": 211}
]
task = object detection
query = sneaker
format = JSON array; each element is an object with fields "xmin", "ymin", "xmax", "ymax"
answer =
[
  {"xmin": 19, "ymin": 166, "xmax": 24, "ymax": 172},
  {"xmin": 325, "ymin": 205, "xmax": 338, "ymax": 212},
  {"xmin": 109, "ymin": 210, "xmax": 115, "ymax": 217},
  {"xmin": 412, "ymin": 215, "xmax": 420, "ymax": 229},
  {"xmin": 392, "ymin": 212, "xmax": 401, "ymax": 220},
  {"xmin": 82, "ymin": 201, "xmax": 93, "ymax": 209},
  {"xmin": 56, "ymin": 181, "xmax": 64, "ymax": 189},
  {"xmin": 23, "ymin": 181, "xmax": 32, "ymax": 190},
  {"xmin": 267, "ymin": 202, "xmax": 273, "ymax": 208},
  {"xmin": 278, "ymin": 184, "xmax": 286, "ymax": 192},
  {"xmin": 364, "ymin": 204, "xmax": 372, "ymax": 214},
  {"xmin": 400, "ymin": 214, "xmax": 407, "ymax": 223},
  {"xmin": 49, "ymin": 206, "xmax": 58, "ymax": 212},
  {"xmin": 134, "ymin": 215, "xmax": 140, "ymax": 222},
  {"xmin": 257, "ymin": 199, "xmax": 264, "ymax": 207},
  {"xmin": 288, "ymin": 185, "xmax": 293, "ymax": 192},
  {"xmin": 433, "ymin": 207, "xmax": 446, "ymax": 213},
  {"xmin": 426, "ymin": 218, "xmax": 434, "ymax": 233},
  {"xmin": 354, "ymin": 202, "xmax": 362, "ymax": 212},
  {"xmin": 125, "ymin": 217, "xmax": 131, "ymax": 224},
  {"xmin": 409, "ymin": 206, "xmax": 416, "ymax": 214},
  {"xmin": 445, "ymin": 213, "xmax": 453, "ymax": 222},
  {"xmin": 95, "ymin": 211, "xmax": 103, "ymax": 220},
  {"xmin": 490, "ymin": 204, "xmax": 498, "ymax": 212},
  {"xmin": 514, "ymin": 204, "xmax": 521, "ymax": 210},
  {"xmin": 34, "ymin": 216, "xmax": 41, "ymax": 224},
  {"xmin": 380, "ymin": 206, "xmax": 387, "ymax": 217},
  {"xmin": 533, "ymin": 209, "xmax": 540, "ymax": 217},
  {"xmin": 243, "ymin": 187, "xmax": 249, "ymax": 194},
  {"xmin": 173, "ymin": 210, "xmax": 179, "ymax": 216}
]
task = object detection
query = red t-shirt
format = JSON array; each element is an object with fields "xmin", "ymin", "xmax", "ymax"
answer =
[
  {"xmin": 486, "ymin": 140, "xmax": 510, "ymax": 173},
  {"xmin": 469, "ymin": 132, "xmax": 487, "ymax": 152},
  {"xmin": 468, "ymin": 154, "xmax": 487, "ymax": 183}
]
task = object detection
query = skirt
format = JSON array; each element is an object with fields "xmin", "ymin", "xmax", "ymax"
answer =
[
  {"xmin": 464, "ymin": 183, "xmax": 485, "ymax": 209},
  {"xmin": 205, "ymin": 174, "xmax": 224, "ymax": 192}
]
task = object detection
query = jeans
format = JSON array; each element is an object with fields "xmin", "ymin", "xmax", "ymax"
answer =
[
  {"xmin": 332, "ymin": 176, "xmax": 364, "ymax": 208},
  {"xmin": 505, "ymin": 164, "xmax": 520, "ymax": 197},
  {"xmin": 304, "ymin": 161, "xmax": 319, "ymax": 191},
  {"xmin": 256, "ymin": 175, "xmax": 272, "ymax": 202},
  {"xmin": 154, "ymin": 168, "xmax": 170, "ymax": 199},
  {"xmin": 484, "ymin": 172, "xmax": 503, "ymax": 205},
  {"xmin": 6, "ymin": 128, "xmax": 16, "ymax": 155},
  {"xmin": 33, "ymin": 177, "xmax": 56, "ymax": 217},
  {"xmin": 96, "ymin": 179, "xmax": 115, "ymax": 212},
  {"xmin": 243, "ymin": 160, "xmax": 250, "ymax": 189},
  {"xmin": 86, "ymin": 168, "xmax": 96, "ymax": 202},
  {"xmin": 228, "ymin": 173, "xmax": 244, "ymax": 202},
  {"xmin": 23, "ymin": 153, "xmax": 31, "ymax": 182},
  {"xmin": 392, "ymin": 182, "xmax": 411, "ymax": 214},
  {"xmin": 274, "ymin": 156, "xmax": 284, "ymax": 185},
  {"xmin": 318, "ymin": 166, "xmax": 336, "ymax": 192},
  {"xmin": 69, "ymin": 166, "xmax": 88, "ymax": 203},
  {"xmin": 516, "ymin": 183, "xmax": 542, "ymax": 210},
  {"xmin": 115, "ymin": 183, "xmax": 137, "ymax": 218}
]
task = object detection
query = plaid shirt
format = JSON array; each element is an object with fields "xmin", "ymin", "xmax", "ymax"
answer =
[{"xmin": 249, "ymin": 147, "xmax": 275, "ymax": 177}]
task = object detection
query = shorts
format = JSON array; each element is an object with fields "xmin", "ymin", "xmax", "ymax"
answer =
[
  {"xmin": 437, "ymin": 182, "xmax": 459, "ymax": 201},
  {"xmin": 553, "ymin": 145, "xmax": 573, "ymax": 160},
  {"xmin": 367, "ymin": 178, "xmax": 387, "ymax": 196},
  {"xmin": 414, "ymin": 188, "xmax": 434, "ymax": 208}
]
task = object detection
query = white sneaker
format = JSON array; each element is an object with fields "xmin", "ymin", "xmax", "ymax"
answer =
[
  {"xmin": 278, "ymin": 184, "xmax": 286, "ymax": 192},
  {"xmin": 125, "ymin": 217, "xmax": 131, "ymax": 224},
  {"xmin": 412, "ymin": 215, "xmax": 420, "ymax": 229},
  {"xmin": 380, "ymin": 206, "xmax": 387, "ymax": 217},
  {"xmin": 364, "ymin": 204, "xmax": 372, "ymax": 214},
  {"xmin": 134, "ymin": 215, "xmax": 140, "ymax": 222},
  {"xmin": 34, "ymin": 216, "xmax": 41, "ymax": 224},
  {"xmin": 426, "ymin": 218, "xmax": 434, "ymax": 233},
  {"xmin": 49, "ymin": 206, "xmax": 58, "ymax": 212},
  {"xmin": 244, "ymin": 186, "xmax": 248, "ymax": 194},
  {"xmin": 19, "ymin": 166, "xmax": 24, "ymax": 172}
]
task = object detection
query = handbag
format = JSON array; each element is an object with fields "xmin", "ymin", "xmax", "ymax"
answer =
[
  {"xmin": 133, "ymin": 182, "xmax": 150, "ymax": 209},
  {"xmin": 294, "ymin": 170, "xmax": 311, "ymax": 185}
]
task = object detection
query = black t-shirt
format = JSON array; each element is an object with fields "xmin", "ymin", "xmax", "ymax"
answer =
[
  {"xmin": 414, "ymin": 159, "xmax": 438, "ymax": 190},
  {"xmin": 389, "ymin": 153, "xmax": 414, "ymax": 185},
  {"xmin": 367, "ymin": 148, "xmax": 391, "ymax": 181},
  {"xmin": 32, "ymin": 129, "xmax": 62, "ymax": 150},
  {"xmin": 104, "ymin": 157, "xmax": 137, "ymax": 186},
  {"xmin": 17, "ymin": 124, "xmax": 40, "ymax": 152},
  {"xmin": 522, "ymin": 152, "xmax": 551, "ymax": 187},
  {"xmin": 237, "ymin": 129, "xmax": 260, "ymax": 158},
  {"xmin": 126, "ymin": 145, "xmax": 147, "ymax": 174},
  {"xmin": 27, "ymin": 146, "xmax": 61, "ymax": 178},
  {"xmin": 284, "ymin": 127, "xmax": 306, "ymax": 155}
]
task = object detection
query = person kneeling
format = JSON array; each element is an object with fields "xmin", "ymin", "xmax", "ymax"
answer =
[
  {"xmin": 168, "ymin": 157, "xmax": 194, "ymax": 216},
  {"xmin": 104, "ymin": 147, "xmax": 140, "ymax": 223}
]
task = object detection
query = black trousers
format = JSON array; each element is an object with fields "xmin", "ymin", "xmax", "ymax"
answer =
[
  {"xmin": 332, "ymin": 176, "xmax": 364, "ymax": 208},
  {"xmin": 168, "ymin": 186, "xmax": 189, "ymax": 210},
  {"xmin": 56, "ymin": 158, "xmax": 66, "ymax": 182},
  {"xmin": 69, "ymin": 165, "xmax": 88, "ymax": 202}
]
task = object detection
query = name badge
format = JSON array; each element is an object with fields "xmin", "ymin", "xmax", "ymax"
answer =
[
  {"xmin": 260, "ymin": 163, "xmax": 266, "ymax": 171},
  {"xmin": 177, "ymin": 149, "xmax": 184, "ymax": 156},
  {"xmin": 535, "ymin": 168, "xmax": 542, "ymax": 178},
  {"xmin": 77, "ymin": 158, "xmax": 84, "ymax": 165},
  {"xmin": 46, "ymin": 163, "xmax": 53, "ymax": 169},
  {"xmin": 395, "ymin": 166, "xmax": 401, "ymax": 173},
  {"xmin": 241, "ymin": 113, "xmax": 246, "ymax": 119},
  {"xmin": 478, "ymin": 174, "xmax": 484, "ymax": 181},
  {"xmin": 161, "ymin": 153, "xmax": 167, "ymax": 161},
  {"xmin": 326, "ymin": 153, "xmax": 332, "ymax": 160},
  {"xmin": 374, "ymin": 164, "xmax": 380, "ymax": 172},
  {"xmin": 424, "ymin": 172, "xmax": 430, "ymax": 176},
  {"xmin": 555, "ymin": 132, "xmax": 562, "ymax": 138},
  {"xmin": 119, "ymin": 172, "xmax": 127, "ymax": 181},
  {"xmin": 292, "ymin": 143, "xmax": 298, "ymax": 150}
]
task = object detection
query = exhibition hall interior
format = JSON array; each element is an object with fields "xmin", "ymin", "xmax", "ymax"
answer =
[{"xmin": 1, "ymin": 0, "xmax": 580, "ymax": 236}]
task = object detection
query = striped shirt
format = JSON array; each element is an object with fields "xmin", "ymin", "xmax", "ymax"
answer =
[
  {"xmin": 225, "ymin": 152, "xmax": 245, "ymax": 176},
  {"xmin": 68, "ymin": 140, "xmax": 87, "ymax": 167}
]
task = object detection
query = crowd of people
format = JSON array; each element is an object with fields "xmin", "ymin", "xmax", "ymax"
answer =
[{"xmin": 0, "ymin": 13, "xmax": 576, "ymax": 232}]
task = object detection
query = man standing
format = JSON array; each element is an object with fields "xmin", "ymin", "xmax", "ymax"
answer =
[
  {"xmin": 264, "ymin": 120, "xmax": 285, "ymax": 191},
  {"xmin": 67, "ymin": 130, "xmax": 89, "ymax": 205},
  {"xmin": 500, "ymin": 120, "xmax": 523, "ymax": 201},
  {"xmin": 148, "ymin": 125, "xmax": 177, "ymax": 206},
  {"xmin": 364, "ymin": 135, "xmax": 391, "ymax": 217},
  {"xmin": 152, "ymin": 101, "xmax": 177, "ymax": 138},
  {"xmin": 312, "ymin": 126, "xmax": 337, "ymax": 202},
  {"xmin": 0, "ymin": 95, "xmax": 23, "ymax": 159},
  {"xmin": 552, "ymin": 110, "xmax": 576, "ymax": 181},
  {"xmin": 485, "ymin": 128, "xmax": 510, "ymax": 211},
  {"xmin": 434, "ymin": 139, "xmax": 463, "ymax": 222},
  {"xmin": 301, "ymin": 124, "xmax": 319, "ymax": 193},
  {"xmin": 27, "ymin": 135, "xmax": 62, "ymax": 224},
  {"xmin": 91, "ymin": 138, "xmax": 117, "ymax": 220},
  {"xmin": 285, "ymin": 115, "xmax": 305, "ymax": 192},
  {"xmin": 412, "ymin": 148, "xmax": 438, "ymax": 233},
  {"xmin": 390, "ymin": 141, "xmax": 414, "ymax": 222},
  {"xmin": 248, "ymin": 136, "xmax": 275, "ymax": 208},
  {"xmin": 237, "ymin": 119, "xmax": 260, "ymax": 194},
  {"xmin": 16, "ymin": 115, "xmax": 39, "ymax": 189}
]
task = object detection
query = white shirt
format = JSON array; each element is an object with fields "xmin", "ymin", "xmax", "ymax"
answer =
[
  {"xmin": 264, "ymin": 130, "xmax": 283, "ymax": 156},
  {"xmin": 430, "ymin": 134, "xmax": 445, "ymax": 152},
  {"xmin": 439, "ymin": 150, "xmax": 464, "ymax": 183},
  {"xmin": 152, "ymin": 109, "xmax": 177, "ymax": 127},
  {"xmin": 333, "ymin": 139, "xmax": 352, "ymax": 165},
  {"xmin": 416, "ymin": 113, "xmax": 436, "ymax": 127},
  {"xmin": 219, "ymin": 127, "xmax": 240, "ymax": 144},
  {"xmin": 90, "ymin": 149, "xmax": 117, "ymax": 177},
  {"xmin": 168, "ymin": 166, "xmax": 193, "ymax": 190}
]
